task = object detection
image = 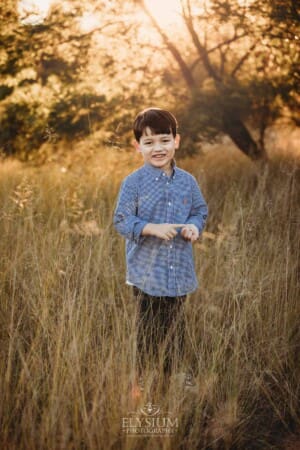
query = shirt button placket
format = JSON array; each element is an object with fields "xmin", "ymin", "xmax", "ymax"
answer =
[
  {"xmin": 166, "ymin": 200, "xmax": 172, "ymax": 222},
  {"xmin": 169, "ymin": 261, "xmax": 176, "ymax": 293},
  {"xmin": 169, "ymin": 229, "xmax": 176, "ymax": 292},
  {"xmin": 167, "ymin": 179, "xmax": 175, "ymax": 293}
]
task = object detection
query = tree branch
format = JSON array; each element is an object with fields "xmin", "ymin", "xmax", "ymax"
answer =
[
  {"xmin": 189, "ymin": 32, "xmax": 248, "ymax": 72},
  {"xmin": 182, "ymin": 0, "xmax": 221, "ymax": 82},
  {"xmin": 139, "ymin": 0, "xmax": 196, "ymax": 89},
  {"xmin": 230, "ymin": 40, "xmax": 259, "ymax": 77},
  {"xmin": 208, "ymin": 32, "xmax": 248, "ymax": 54}
]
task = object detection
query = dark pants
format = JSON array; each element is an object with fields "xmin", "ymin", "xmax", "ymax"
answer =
[{"xmin": 133, "ymin": 286, "xmax": 187, "ymax": 377}]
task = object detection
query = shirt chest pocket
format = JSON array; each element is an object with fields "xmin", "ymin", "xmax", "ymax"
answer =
[{"xmin": 175, "ymin": 194, "xmax": 192, "ymax": 219}]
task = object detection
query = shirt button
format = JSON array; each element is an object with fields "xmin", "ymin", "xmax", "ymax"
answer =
[
  {"xmin": 170, "ymin": 245, "xmax": 173, "ymax": 248},
  {"xmin": 163, "ymin": 173, "xmax": 166, "ymax": 176},
  {"xmin": 155, "ymin": 177, "xmax": 159, "ymax": 181},
  {"xmin": 170, "ymin": 265, "xmax": 173, "ymax": 269},
  {"xmin": 168, "ymin": 201, "xmax": 171, "ymax": 206}
]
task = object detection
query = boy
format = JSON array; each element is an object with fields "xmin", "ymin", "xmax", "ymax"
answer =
[{"xmin": 113, "ymin": 107, "xmax": 208, "ymax": 392}]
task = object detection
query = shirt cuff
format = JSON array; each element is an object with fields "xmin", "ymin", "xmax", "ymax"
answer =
[
  {"xmin": 133, "ymin": 220, "xmax": 148, "ymax": 244},
  {"xmin": 185, "ymin": 219, "xmax": 202, "ymax": 234}
]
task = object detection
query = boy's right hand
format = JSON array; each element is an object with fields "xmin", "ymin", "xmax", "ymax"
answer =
[{"xmin": 142, "ymin": 223, "xmax": 186, "ymax": 241}]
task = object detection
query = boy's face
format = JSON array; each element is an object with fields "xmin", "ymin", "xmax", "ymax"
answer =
[{"xmin": 134, "ymin": 127, "xmax": 180, "ymax": 173}]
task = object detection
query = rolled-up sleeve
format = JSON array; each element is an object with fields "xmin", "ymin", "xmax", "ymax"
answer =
[
  {"xmin": 113, "ymin": 177, "xmax": 148, "ymax": 243},
  {"xmin": 185, "ymin": 176, "xmax": 208, "ymax": 234}
]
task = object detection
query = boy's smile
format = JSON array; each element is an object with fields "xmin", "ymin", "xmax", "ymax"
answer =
[{"xmin": 134, "ymin": 126, "xmax": 180, "ymax": 175}]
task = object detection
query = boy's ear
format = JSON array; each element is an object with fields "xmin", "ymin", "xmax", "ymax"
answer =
[
  {"xmin": 133, "ymin": 139, "xmax": 141, "ymax": 152},
  {"xmin": 175, "ymin": 134, "xmax": 180, "ymax": 149}
]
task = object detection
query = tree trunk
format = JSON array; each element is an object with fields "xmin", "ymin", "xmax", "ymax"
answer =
[
  {"xmin": 222, "ymin": 115, "xmax": 266, "ymax": 160},
  {"xmin": 140, "ymin": 0, "xmax": 268, "ymax": 161}
]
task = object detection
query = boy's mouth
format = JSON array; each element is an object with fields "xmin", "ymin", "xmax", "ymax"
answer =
[{"xmin": 152, "ymin": 153, "xmax": 166, "ymax": 159}]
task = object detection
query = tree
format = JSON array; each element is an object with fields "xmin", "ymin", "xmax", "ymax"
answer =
[
  {"xmin": 1, "ymin": 0, "xmax": 298, "ymax": 161},
  {"xmin": 136, "ymin": 0, "xmax": 299, "ymax": 160},
  {"xmin": 0, "ymin": 0, "xmax": 135, "ymax": 159}
]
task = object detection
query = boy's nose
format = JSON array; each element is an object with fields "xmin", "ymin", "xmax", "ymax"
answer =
[{"xmin": 153, "ymin": 142, "xmax": 163, "ymax": 151}]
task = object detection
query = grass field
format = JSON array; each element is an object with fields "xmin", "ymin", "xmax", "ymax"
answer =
[{"xmin": 0, "ymin": 145, "xmax": 299, "ymax": 450}]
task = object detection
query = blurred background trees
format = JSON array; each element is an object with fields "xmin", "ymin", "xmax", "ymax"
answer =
[
  {"xmin": 0, "ymin": 0, "xmax": 299, "ymax": 161},
  {"xmin": 138, "ymin": 0, "xmax": 299, "ymax": 159}
]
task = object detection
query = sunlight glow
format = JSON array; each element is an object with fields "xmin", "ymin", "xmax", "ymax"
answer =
[
  {"xmin": 18, "ymin": 0, "xmax": 52, "ymax": 25},
  {"xmin": 144, "ymin": 0, "xmax": 183, "ymax": 28},
  {"xmin": 18, "ymin": 0, "xmax": 99, "ymax": 32},
  {"xmin": 79, "ymin": 12, "xmax": 100, "ymax": 33}
]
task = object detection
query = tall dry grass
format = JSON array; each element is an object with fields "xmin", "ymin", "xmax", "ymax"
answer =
[{"xmin": 0, "ymin": 150, "xmax": 299, "ymax": 450}]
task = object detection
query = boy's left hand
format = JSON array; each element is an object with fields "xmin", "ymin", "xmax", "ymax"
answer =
[{"xmin": 180, "ymin": 224, "xmax": 199, "ymax": 242}]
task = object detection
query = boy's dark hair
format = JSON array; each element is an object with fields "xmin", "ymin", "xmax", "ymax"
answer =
[{"xmin": 133, "ymin": 107, "xmax": 178, "ymax": 142}]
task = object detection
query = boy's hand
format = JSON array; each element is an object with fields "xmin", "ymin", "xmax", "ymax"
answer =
[
  {"xmin": 142, "ymin": 223, "xmax": 186, "ymax": 241},
  {"xmin": 181, "ymin": 224, "xmax": 199, "ymax": 242}
]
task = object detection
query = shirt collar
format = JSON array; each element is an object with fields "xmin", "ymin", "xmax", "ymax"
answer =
[{"xmin": 143, "ymin": 159, "xmax": 178, "ymax": 180}]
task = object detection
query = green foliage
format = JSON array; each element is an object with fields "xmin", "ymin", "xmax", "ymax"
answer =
[
  {"xmin": 161, "ymin": 0, "xmax": 300, "ymax": 157},
  {"xmin": 178, "ymin": 78, "xmax": 266, "ymax": 154},
  {"xmin": 48, "ymin": 92, "xmax": 107, "ymax": 139},
  {"xmin": 0, "ymin": 85, "xmax": 14, "ymax": 100},
  {"xmin": 0, "ymin": 1, "xmax": 107, "ymax": 158},
  {"xmin": 0, "ymin": 102, "xmax": 46, "ymax": 159},
  {"xmin": 0, "ymin": 0, "xmax": 299, "ymax": 160}
]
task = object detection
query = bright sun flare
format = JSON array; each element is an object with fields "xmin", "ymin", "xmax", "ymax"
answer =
[
  {"xmin": 18, "ymin": 0, "xmax": 183, "ymax": 28},
  {"xmin": 144, "ymin": 0, "xmax": 182, "ymax": 27}
]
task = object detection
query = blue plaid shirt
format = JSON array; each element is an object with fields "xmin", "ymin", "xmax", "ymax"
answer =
[{"xmin": 113, "ymin": 161, "xmax": 208, "ymax": 297}]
